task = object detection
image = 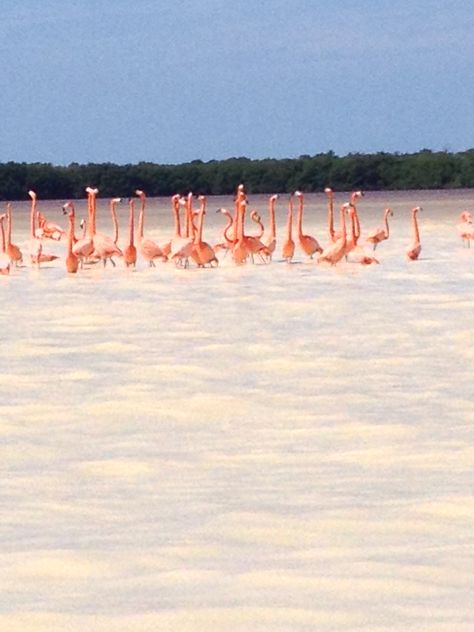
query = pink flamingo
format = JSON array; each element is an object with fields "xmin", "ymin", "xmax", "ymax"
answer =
[
  {"xmin": 135, "ymin": 189, "xmax": 167, "ymax": 266},
  {"xmin": 37, "ymin": 212, "xmax": 65, "ymax": 241},
  {"xmin": 457, "ymin": 210, "xmax": 473, "ymax": 248},
  {"xmin": 124, "ymin": 199, "xmax": 137, "ymax": 267},
  {"xmin": 366, "ymin": 207, "xmax": 393, "ymax": 250},
  {"xmin": 324, "ymin": 187, "xmax": 338, "ymax": 242},
  {"xmin": 295, "ymin": 191, "xmax": 322, "ymax": 257},
  {"xmin": 170, "ymin": 194, "xmax": 194, "ymax": 266},
  {"xmin": 265, "ymin": 194, "xmax": 278, "ymax": 259},
  {"xmin": 28, "ymin": 191, "xmax": 43, "ymax": 266},
  {"xmin": 87, "ymin": 187, "xmax": 123, "ymax": 266},
  {"xmin": 62, "ymin": 203, "xmax": 79, "ymax": 273},
  {"xmin": 282, "ymin": 196, "xmax": 295, "ymax": 263},
  {"xmin": 5, "ymin": 204, "xmax": 23, "ymax": 266},
  {"xmin": 191, "ymin": 195, "xmax": 218, "ymax": 267},
  {"xmin": 232, "ymin": 198, "xmax": 250, "ymax": 265},
  {"xmin": 406, "ymin": 206, "xmax": 423, "ymax": 260},
  {"xmin": 318, "ymin": 204, "xmax": 349, "ymax": 265},
  {"xmin": 0, "ymin": 214, "xmax": 11, "ymax": 275}
]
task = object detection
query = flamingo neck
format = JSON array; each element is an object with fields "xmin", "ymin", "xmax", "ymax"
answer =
[
  {"xmin": 30, "ymin": 198, "xmax": 37, "ymax": 238},
  {"xmin": 269, "ymin": 198, "xmax": 276, "ymax": 238},
  {"xmin": 327, "ymin": 195, "xmax": 335, "ymax": 240},
  {"xmin": 340, "ymin": 207, "xmax": 347, "ymax": 245},
  {"xmin": 67, "ymin": 211, "xmax": 75, "ymax": 255},
  {"xmin": 296, "ymin": 197, "xmax": 304, "ymax": 236},
  {"xmin": 412, "ymin": 210, "xmax": 420, "ymax": 243},
  {"xmin": 173, "ymin": 200, "xmax": 182, "ymax": 237},
  {"xmin": 6, "ymin": 205, "xmax": 12, "ymax": 247},
  {"xmin": 0, "ymin": 217, "xmax": 5, "ymax": 253},
  {"xmin": 111, "ymin": 203, "xmax": 119, "ymax": 244},
  {"xmin": 129, "ymin": 202, "xmax": 135, "ymax": 246},
  {"xmin": 223, "ymin": 212, "xmax": 234, "ymax": 244},
  {"xmin": 384, "ymin": 209, "xmax": 391, "ymax": 238},
  {"xmin": 354, "ymin": 208, "xmax": 361, "ymax": 243},
  {"xmin": 286, "ymin": 200, "xmax": 293, "ymax": 240}
]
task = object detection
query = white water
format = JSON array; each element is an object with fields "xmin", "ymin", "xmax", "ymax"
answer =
[{"xmin": 1, "ymin": 190, "xmax": 473, "ymax": 631}]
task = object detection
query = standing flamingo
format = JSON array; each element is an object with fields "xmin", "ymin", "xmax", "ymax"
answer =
[
  {"xmin": 295, "ymin": 191, "xmax": 322, "ymax": 258},
  {"xmin": 170, "ymin": 194, "xmax": 194, "ymax": 266},
  {"xmin": 28, "ymin": 190, "xmax": 43, "ymax": 266},
  {"xmin": 265, "ymin": 194, "xmax": 278, "ymax": 259},
  {"xmin": 5, "ymin": 204, "xmax": 23, "ymax": 266},
  {"xmin": 366, "ymin": 207, "xmax": 393, "ymax": 250},
  {"xmin": 124, "ymin": 199, "xmax": 137, "ymax": 267},
  {"xmin": 325, "ymin": 187, "xmax": 337, "ymax": 242},
  {"xmin": 110, "ymin": 197, "xmax": 122, "ymax": 244},
  {"xmin": 0, "ymin": 214, "xmax": 11, "ymax": 275},
  {"xmin": 406, "ymin": 206, "xmax": 423, "ymax": 260},
  {"xmin": 318, "ymin": 204, "xmax": 349, "ymax": 265},
  {"xmin": 232, "ymin": 198, "xmax": 250, "ymax": 265},
  {"xmin": 135, "ymin": 189, "xmax": 166, "ymax": 266},
  {"xmin": 282, "ymin": 196, "xmax": 295, "ymax": 263},
  {"xmin": 62, "ymin": 203, "xmax": 79, "ymax": 273},
  {"xmin": 191, "ymin": 195, "xmax": 218, "ymax": 267},
  {"xmin": 87, "ymin": 188, "xmax": 122, "ymax": 266}
]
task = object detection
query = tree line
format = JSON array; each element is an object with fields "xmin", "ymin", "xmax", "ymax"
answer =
[{"xmin": 1, "ymin": 149, "xmax": 474, "ymax": 200}]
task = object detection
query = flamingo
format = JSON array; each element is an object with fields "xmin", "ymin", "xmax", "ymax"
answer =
[
  {"xmin": 295, "ymin": 191, "xmax": 322, "ymax": 258},
  {"xmin": 265, "ymin": 194, "xmax": 278, "ymax": 259},
  {"xmin": 282, "ymin": 196, "xmax": 295, "ymax": 263},
  {"xmin": 457, "ymin": 210, "xmax": 473, "ymax": 248},
  {"xmin": 87, "ymin": 188, "xmax": 123, "ymax": 266},
  {"xmin": 37, "ymin": 212, "xmax": 65, "ymax": 241},
  {"xmin": 406, "ymin": 206, "xmax": 423, "ymax": 261},
  {"xmin": 366, "ymin": 207, "xmax": 393, "ymax": 250},
  {"xmin": 232, "ymin": 197, "xmax": 250, "ymax": 265},
  {"xmin": 5, "ymin": 204, "xmax": 23, "ymax": 266},
  {"xmin": 191, "ymin": 195, "xmax": 218, "ymax": 267},
  {"xmin": 28, "ymin": 190, "xmax": 43, "ymax": 266},
  {"xmin": 135, "ymin": 189, "xmax": 167, "ymax": 266},
  {"xmin": 0, "ymin": 214, "xmax": 11, "ymax": 275},
  {"xmin": 124, "ymin": 199, "xmax": 137, "ymax": 267},
  {"xmin": 324, "ymin": 187, "xmax": 338, "ymax": 242},
  {"xmin": 62, "ymin": 203, "xmax": 79, "ymax": 273},
  {"xmin": 72, "ymin": 197, "xmax": 94, "ymax": 265},
  {"xmin": 318, "ymin": 204, "xmax": 349, "ymax": 265},
  {"xmin": 110, "ymin": 197, "xmax": 122, "ymax": 244},
  {"xmin": 170, "ymin": 194, "xmax": 194, "ymax": 266}
]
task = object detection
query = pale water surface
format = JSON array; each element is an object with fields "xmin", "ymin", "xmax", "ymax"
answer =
[{"xmin": 1, "ymin": 190, "xmax": 473, "ymax": 631}]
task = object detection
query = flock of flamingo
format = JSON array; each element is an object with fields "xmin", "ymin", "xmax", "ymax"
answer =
[{"xmin": 0, "ymin": 184, "xmax": 472, "ymax": 275}]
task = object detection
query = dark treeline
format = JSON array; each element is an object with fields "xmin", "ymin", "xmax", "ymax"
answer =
[{"xmin": 1, "ymin": 149, "xmax": 474, "ymax": 200}]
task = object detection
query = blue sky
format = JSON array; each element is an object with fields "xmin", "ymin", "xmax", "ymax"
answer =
[{"xmin": 1, "ymin": 0, "xmax": 473, "ymax": 164}]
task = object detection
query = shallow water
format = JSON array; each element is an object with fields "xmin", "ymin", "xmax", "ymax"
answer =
[{"xmin": 1, "ymin": 190, "xmax": 473, "ymax": 631}]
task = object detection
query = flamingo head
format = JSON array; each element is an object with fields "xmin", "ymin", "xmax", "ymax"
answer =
[
  {"xmin": 294, "ymin": 190, "xmax": 303, "ymax": 198},
  {"xmin": 270, "ymin": 194, "xmax": 279, "ymax": 202},
  {"xmin": 384, "ymin": 207, "xmax": 393, "ymax": 217},
  {"xmin": 413, "ymin": 206, "xmax": 422, "ymax": 213},
  {"xmin": 351, "ymin": 191, "xmax": 364, "ymax": 203},
  {"xmin": 28, "ymin": 190, "xmax": 37, "ymax": 200},
  {"xmin": 85, "ymin": 187, "xmax": 98, "ymax": 195},
  {"xmin": 80, "ymin": 218, "xmax": 86, "ymax": 229},
  {"xmin": 324, "ymin": 187, "xmax": 333, "ymax": 195},
  {"xmin": 111, "ymin": 197, "xmax": 122, "ymax": 204},
  {"xmin": 135, "ymin": 189, "xmax": 145, "ymax": 198}
]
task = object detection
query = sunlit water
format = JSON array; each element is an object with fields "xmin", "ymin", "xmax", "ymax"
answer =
[{"xmin": 1, "ymin": 190, "xmax": 473, "ymax": 631}]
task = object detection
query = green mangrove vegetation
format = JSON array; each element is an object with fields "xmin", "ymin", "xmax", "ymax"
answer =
[{"xmin": 1, "ymin": 149, "xmax": 474, "ymax": 200}]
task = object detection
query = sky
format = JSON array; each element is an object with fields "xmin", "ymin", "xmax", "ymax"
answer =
[{"xmin": 1, "ymin": 0, "xmax": 473, "ymax": 165}]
